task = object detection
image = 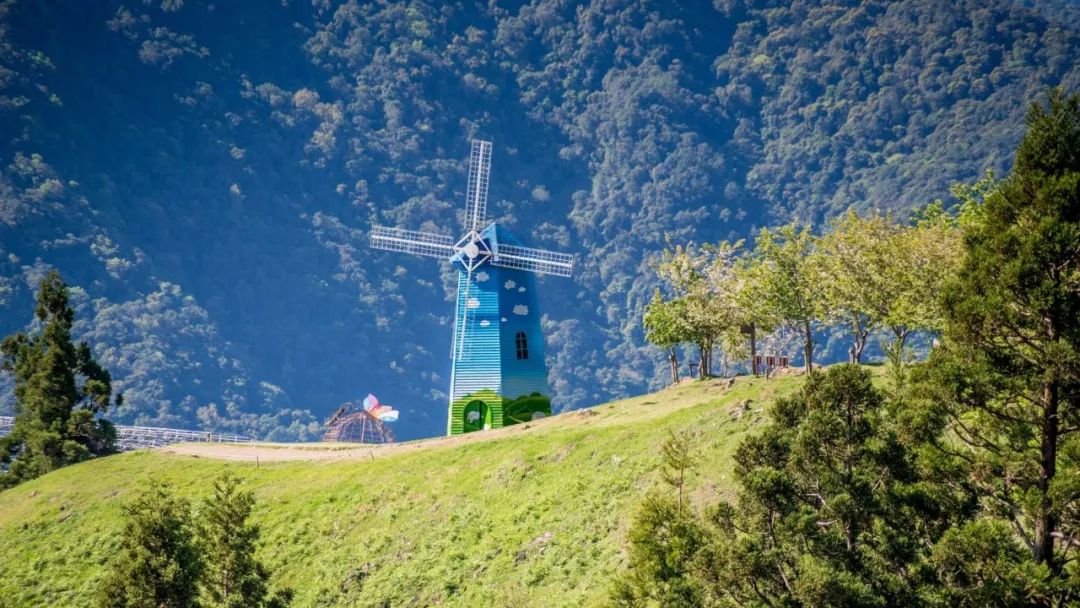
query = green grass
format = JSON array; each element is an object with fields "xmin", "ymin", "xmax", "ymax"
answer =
[{"xmin": 0, "ymin": 374, "xmax": 807, "ymax": 607}]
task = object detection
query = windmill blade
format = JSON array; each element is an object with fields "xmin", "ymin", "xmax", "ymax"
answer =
[
  {"xmin": 492, "ymin": 244, "xmax": 574, "ymax": 277},
  {"xmin": 369, "ymin": 225, "xmax": 456, "ymax": 259},
  {"xmin": 464, "ymin": 140, "xmax": 492, "ymax": 232}
]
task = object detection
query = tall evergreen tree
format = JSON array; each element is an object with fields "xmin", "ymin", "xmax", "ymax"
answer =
[
  {"xmin": 699, "ymin": 365, "xmax": 977, "ymax": 607},
  {"xmin": 197, "ymin": 473, "xmax": 292, "ymax": 608},
  {"xmin": 659, "ymin": 429, "xmax": 697, "ymax": 512},
  {"xmin": 0, "ymin": 270, "xmax": 117, "ymax": 488},
  {"xmin": 95, "ymin": 483, "xmax": 203, "ymax": 608},
  {"xmin": 920, "ymin": 89, "xmax": 1080, "ymax": 601}
]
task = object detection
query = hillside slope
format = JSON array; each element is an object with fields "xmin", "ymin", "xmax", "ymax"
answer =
[{"xmin": 0, "ymin": 374, "xmax": 804, "ymax": 608}]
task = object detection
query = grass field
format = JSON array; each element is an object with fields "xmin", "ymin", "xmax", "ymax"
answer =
[{"xmin": 0, "ymin": 373, "xmax": 807, "ymax": 607}]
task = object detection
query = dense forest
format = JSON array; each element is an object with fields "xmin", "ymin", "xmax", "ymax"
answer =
[{"xmin": 2, "ymin": 0, "xmax": 1080, "ymax": 439}]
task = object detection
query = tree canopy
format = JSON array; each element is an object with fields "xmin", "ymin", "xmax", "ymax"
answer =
[
  {"xmin": 0, "ymin": 270, "xmax": 117, "ymax": 488},
  {"xmin": 915, "ymin": 89, "xmax": 1080, "ymax": 599}
]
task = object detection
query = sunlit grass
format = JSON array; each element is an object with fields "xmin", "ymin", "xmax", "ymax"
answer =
[{"xmin": 0, "ymin": 373, "xmax": 814, "ymax": 607}]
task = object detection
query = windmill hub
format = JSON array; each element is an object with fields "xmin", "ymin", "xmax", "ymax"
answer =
[{"xmin": 463, "ymin": 241, "xmax": 480, "ymax": 259}]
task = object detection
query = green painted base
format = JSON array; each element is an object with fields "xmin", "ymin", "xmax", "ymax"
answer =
[{"xmin": 447, "ymin": 390, "xmax": 551, "ymax": 436}]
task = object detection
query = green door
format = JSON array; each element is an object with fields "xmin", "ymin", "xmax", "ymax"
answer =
[{"xmin": 462, "ymin": 400, "xmax": 488, "ymax": 433}]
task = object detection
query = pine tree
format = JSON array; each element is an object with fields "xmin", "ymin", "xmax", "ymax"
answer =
[
  {"xmin": 919, "ymin": 89, "xmax": 1080, "ymax": 602},
  {"xmin": 699, "ymin": 365, "xmax": 976, "ymax": 607},
  {"xmin": 660, "ymin": 429, "xmax": 696, "ymax": 511},
  {"xmin": 609, "ymin": 429, "xmax": 704, "ymax": 607},
  {"xmin": 0, "ymin": 270, "xmax": 118, "ymax": 488},
  {"xmin": 197, "ymin": 473, "xmax": 292, "ymax": 608},
  {"xmin": 95, "ymin": 483, "xmax": 203, "ymax": 608},
  {"xmin": 609, "ymin": 493, "xmax": 706, "ymax": 608}
]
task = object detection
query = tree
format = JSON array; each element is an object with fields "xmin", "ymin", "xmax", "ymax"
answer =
[
  {"xmin": 886, "ymin": 202, "xmax": 964, "ymax": 356},
  {"xmin": 610, "ymin": 428, "xmax": 705, "ymax": 608},
  {"xmin": 609, "ymin": 494, "xmax": 707, "ymax": 608},
  {"xmin": 197, "ymin": 473, "xmax": 292, "ymax": 608},
  {"xmin": 643, "ymin": 290, "xmax": 690, "ymax": 385},
  {"xmin": 917, "ymin": 90, "xmax": 1080, "ymax": 600},
  {"xmin": 699, "ymin": 365, "xmax": 976, "ymax": 607},
  {"xmin": 660, "ymin": 429, "xmax": 697, "ymax": 512},
  {"xmin": 95, "ymin": 483, "xmax": 203, "ymax": 608},
  {"xmin": 743, "ymin": 223, "xmax": 823, "ymax": 374},
  {"xmin": 817, "ymin": 210, "xmax": 899, "ymax": 364},
  {"xmin": 0, "ymin": 270, "xmax": 118, "ymax": 488},
  {"xmin": 655, "ymin": 241, "xmax": 748, "ymax": 379},
  {"xmin": 817, "ymin": 207, "xmax": 963, "ymax": 367}
]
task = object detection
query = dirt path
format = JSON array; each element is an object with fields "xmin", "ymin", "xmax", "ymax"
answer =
[
  {"xmin": 163, "ymin": 443, "xmax": 386, "ymax": 462},
  {"xmin": 161, "ymin": 413, "xmax": 558, "ymax": 462}
]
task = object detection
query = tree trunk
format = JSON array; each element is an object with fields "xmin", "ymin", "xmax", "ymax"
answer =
[
  {"xmin": 668, "ymin": 348, "xmax": 680, "ymax": 385},
  {"xmin": 802, "ymin": 319, "xmax": 814, "ymax": 374},
  {"xmin": 892, "ymin": 326, "xmax": 909, "ymax": 358},
  {"xmin": 749, "ymin": 323, "xmax": 758, "ymax": 376},
  {"xmin": 1034, "ymin": 378, "xmax": 1060, "ymax": 573},
  {"xmin": 851, "ymin": 315, "xmax": 868, "ymax": 365}
]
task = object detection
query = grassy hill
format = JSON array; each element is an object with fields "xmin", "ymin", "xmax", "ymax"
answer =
[{"xmin": 0, "ymin": 374, "xmax": 808, "ymax": 608}]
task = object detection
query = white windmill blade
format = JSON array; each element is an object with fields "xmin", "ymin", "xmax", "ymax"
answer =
[
  {"xmin": 464, "ymin": 140, "xmax": 492, "ymax": 232},
  {"xmin": 492, "ymin": 244, "xmax": 574, "ymax": 277},
  {"xmin": 369, "ymin": 225, "xmax": 456, "ymax": 259}
]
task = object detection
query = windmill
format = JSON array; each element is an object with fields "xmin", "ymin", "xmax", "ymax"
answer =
[{"xmin": 370, "ymin": 140, "xmax": 573, "ymax": 435}]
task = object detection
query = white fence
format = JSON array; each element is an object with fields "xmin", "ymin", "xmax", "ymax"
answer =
[{"xmin": 0, "ymin": 416, "xmax": 252, "ymax": 451}]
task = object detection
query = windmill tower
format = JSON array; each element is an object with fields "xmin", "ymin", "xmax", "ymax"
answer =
[{"xmin": 369, "ymin": 140, "xmax": 573, "ymax": 436}]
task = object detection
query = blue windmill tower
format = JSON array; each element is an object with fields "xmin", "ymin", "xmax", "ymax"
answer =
[{"xmin": 369, "ymin": 141, "xmax": 574, "ymax": 435}]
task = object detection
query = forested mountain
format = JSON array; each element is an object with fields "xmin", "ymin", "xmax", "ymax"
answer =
[{"xmin": 2, "ymin": 0, "xmax": 1078, "ymax": 440}]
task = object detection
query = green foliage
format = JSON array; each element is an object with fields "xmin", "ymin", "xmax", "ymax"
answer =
[
  {"xmin": 642, "ymin": 290, "xmax": 691, "ymax": 353},
  {"xmin": 916, "ymin": 90, "xmax": 1080, "ymax": 599},
  {"xmin": 643, "ymin": 290, "xmax": 691, "ymax": 384},
  {"xmin": 816, "ymin": 208, "xmax": 962, "ymax": 366},
  {"xmin": 608, "ymin": 366, "xmax": 1044, "ymax": 606},
  {"xmin": 94, "ymin": 483, "xmax": 203, "ymax": 608},
  {"xmin": 609, "ymin": 494, "xmax": 706, "ymax": 608},
  {"xmin": 0, "ymin": 270, "xmax": 117, "ymax": 488},
  {"xmin": 742, "ymin": 223, "xmax": 823, "ymax": 373},
  {"xmin": 926, "ymin": 520, "xmax": 1033, "ymax": 608},
  {"xmin": 700, "ymin": 365, "xmax": 976, "ymax": 607},
  {"xmin": 649, "ymin": 206, "xmax": 966, "ymax": 381},
  {"xmin": 610, "ymin": 430, "xmax": 706, "ymax": 607},
  {"xmin": 197, "ymin": 473, "xmax": 292, "ymax": 608},
  {"xmin": 816, "ymin": 210, "xmax": 898, "ymax": 363},
  {"xmin": 659, "ymin": 429, "xmax": 696, "ymax": 511},
  {"xmin": 649, "ymin": 241, "xmax": 750, "ymax": 379}
]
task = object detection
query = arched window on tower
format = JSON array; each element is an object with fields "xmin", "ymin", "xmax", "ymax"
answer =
[{"xmin": 515, "ymin": 332, "xmax": 529, "ymax": 360}]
